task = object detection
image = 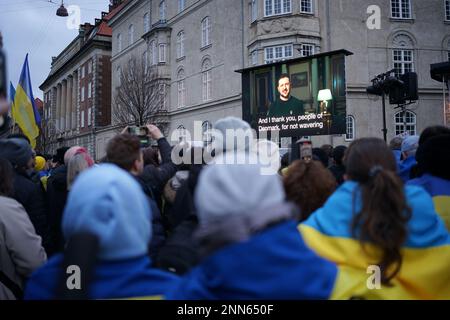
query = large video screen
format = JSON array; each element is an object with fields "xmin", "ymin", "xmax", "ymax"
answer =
[{"xmin": 241, "ymin": 50, "xmax": 350, "ymax": 137}]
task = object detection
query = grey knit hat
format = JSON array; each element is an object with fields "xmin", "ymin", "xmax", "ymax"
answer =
[{"xmin": 0, "ymin": 138, "xmax": 33, "ymax": 167}]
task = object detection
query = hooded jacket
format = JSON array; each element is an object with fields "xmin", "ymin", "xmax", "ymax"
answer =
[
  {"xmin": 166, "ymin": 156, "xmax": 339, "ymax": 299},
  {"xmin": 300, "ymin": 181, "xmax": 450, "ymax": 299},
  {"xmin": 25, "ymin": 164, "xmax": 179, "ymax": 300}
]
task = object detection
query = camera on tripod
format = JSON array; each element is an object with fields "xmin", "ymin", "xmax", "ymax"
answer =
[{"xmin": 366, "ymin": 70, "xmax": 418, "ymax": 105}]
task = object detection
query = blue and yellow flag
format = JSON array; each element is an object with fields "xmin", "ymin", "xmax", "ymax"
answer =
[
  {"xmin": 299, "ymin": 181, "xmax": 450, "ymax": 300},
  {"xmin": 12, "ymin": 54, "xmax": 40, "ymax": 148},
  {"xmin": 10, "ymin": 82, "xmax": 15, "ymax": 103}
]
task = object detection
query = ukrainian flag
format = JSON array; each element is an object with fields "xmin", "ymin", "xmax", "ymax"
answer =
[
  {"xmin": 12, "ymin": 54, "xmax": 40, "ymax": 148},
  {"xmin": 408, "ymin": 174, "xmax": 450, "ymax": 231},
  {"xmin": 299, "ymin": 181, "xmax": 450, "ymax": 300}
]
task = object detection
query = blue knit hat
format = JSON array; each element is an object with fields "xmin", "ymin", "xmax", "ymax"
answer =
[{"xmin": 62, "ymin": 164, "xmax": 151, "ymax": 260}]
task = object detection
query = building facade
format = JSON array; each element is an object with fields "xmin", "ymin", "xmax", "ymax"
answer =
[
  {"xmin": 39, "ymin": 2, "xmax": 125, "ymax": 157},
  {"xmin": 44, "ymin": 0, "xmax": 450, "ymax": 158},
  {"xmin": 106, "ymin": 0, "xmax": 449, "ymax": 150}
]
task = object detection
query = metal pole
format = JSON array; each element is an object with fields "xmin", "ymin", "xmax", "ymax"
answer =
[{"xmin": 382, "ymin": 92, "xmax": 387, "ymax": 142}]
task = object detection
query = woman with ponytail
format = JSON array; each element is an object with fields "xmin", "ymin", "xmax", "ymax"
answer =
[{"xmin": 299, "ymin": 138, "xmax": 450, "ymax": 299}]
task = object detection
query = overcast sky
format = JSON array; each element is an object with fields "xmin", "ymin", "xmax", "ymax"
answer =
[{"xmin": 0, "ymin": 0, "xmax": 111, "ymax": 99}]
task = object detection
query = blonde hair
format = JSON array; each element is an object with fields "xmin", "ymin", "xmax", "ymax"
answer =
[{"xmin": 67, "ymin": 154, "xmax": 91, "ymax": 190}]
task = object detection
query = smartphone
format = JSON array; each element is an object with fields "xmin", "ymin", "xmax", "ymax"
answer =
[{"xmin": 127, "ymin": 126, "xmax": 149, "ymax": 136}]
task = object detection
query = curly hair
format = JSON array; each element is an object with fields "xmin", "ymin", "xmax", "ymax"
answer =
[{"xmin": 283, "ymin": 160, "xmax": 337, "ymax": 221}]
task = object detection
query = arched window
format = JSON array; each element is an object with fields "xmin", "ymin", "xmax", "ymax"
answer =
[
  {"xmin": 201, "ymin": 17, "xmax": 211, "ymax": 47},
  {"xmin": 392, "ymin": 33, "xmax": 414, "ymax": 77},
  {"xmin": 345, "ymin": 115, "xmax": 355, "ymax": 141},
  {"xmin": 395, "ymin": 110, "xmax": 416, "ymax": 136},
  {"xmin": 159, "ymin": 1, "xmax": 166, "ymax": 21},
  {"xmin": 117, "ymin": 33, "xmax": 122, "ymax": 52},
  {"xmin": 202, "ymin": 58, "xmax": 212, "ymax": 101},
  {"xmin": 177, "ymin": 69, "xmax": 186, "ymax": 108},
  {"xmin": 177, "ymin": 31, "xmax": 185, "ymax": 59},
  {"xmin": 202, "ymin": 121, "xmax": 213, "ymax": 146},
  {"xmin": 116, "ymin": 66, "xmax": 122, "ymax": 86},
  {"xmin": 177, "ymin": 125, "xmax": 187, "ymax": 142},
  {"xmin": 149, "ymin": 41, "xmax": 157, "ymax": 65},
  {"xmin": 128, "ymin": 24, "xmax": 134, "ymax": 45},
  {"xmin": 144, "ymin": 13, "xmax": 150, "ymax": 33}
]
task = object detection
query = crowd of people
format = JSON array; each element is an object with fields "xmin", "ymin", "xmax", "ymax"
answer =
[{"xmin": 0, "ymin": 117, "xmax": 449, "ymax": 300}]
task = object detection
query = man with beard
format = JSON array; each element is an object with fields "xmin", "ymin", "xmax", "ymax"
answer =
[{"xmin": 267, "ymin": 74, "xmax": 304, "ymax": 117}]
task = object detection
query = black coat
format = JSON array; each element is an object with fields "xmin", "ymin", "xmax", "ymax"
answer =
[
  {"xmin": 46, "ymin": 165, "xmax": 68, "ymax": 253},
  {"xmin": 139, "ymin": 137, "xmax": 177, "ymax": 211},
  {"xmin": 12, "ymin": 170, "xmax": 53, "ymax": 254}
]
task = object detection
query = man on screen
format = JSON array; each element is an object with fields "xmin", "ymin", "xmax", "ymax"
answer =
[{"xmin": 267, "ymin": 74, "xmax": 304, "ymax": 117}]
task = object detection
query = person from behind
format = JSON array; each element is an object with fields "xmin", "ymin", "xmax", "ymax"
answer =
[
  {"xmin": 0, "ymin": 138, "xmax": 52, "ymax": 255},
  {"xmin": 284, "ymin": 160, "xmax": 336, "ymax": 222},
  {"xmin": 408, "ymin": 134, "xmax": 450, "ymax": 230},
  {"xmin": 25, "ymin": 164, "xmax": 179, "ymax": 300},
  {"xmin": 328, "ymin": 145, "xmax": 347, "ymax": 185},
  {"xmin": 389, "ymin": 136, "xmax": 403, "ymax": 165},
  {"xmin": 106, "ymin": 131, "xmax": 168, "ymax": 260},
  {"xmin": 66, "ymin": 149, "xmax": 95, "ymax": 191},
  {"xmin": 0, "ymin": 158, "xmax": 46, "ymax": 300},
  {"xmin": 398, "ymin": 135, "xmax": 419, "ymax": 182},
  {"xmin": 166, "ymin": 153, "xmax": 339, "ymax": 299},
  {"xmin": 300, "ymin": 138, "xmax": 450, "ymax": 299}
]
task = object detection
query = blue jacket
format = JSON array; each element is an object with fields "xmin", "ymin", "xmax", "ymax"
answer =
[
  {"xmin": 300, "ymin": 181, "xmax": 450, "ymax": 299},
  {"xmin": 25, "ymin": 254, "xmax": 180, "ymax": 300},
  {"xmin": 408, "ymin": 174, "xmax": 450, "ymax": 230},
  {"xmin": 166, "ymin": 221, "xmax": 338, "ymax": 300},
  {"xmin": 398, "ymin": 156, "xmax": 416, "ymax": 182}
]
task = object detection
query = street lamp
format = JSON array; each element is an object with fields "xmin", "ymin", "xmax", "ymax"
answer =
[{"xmin": 56, "ymin": 1, "xmax": 69, "ymax": 17}]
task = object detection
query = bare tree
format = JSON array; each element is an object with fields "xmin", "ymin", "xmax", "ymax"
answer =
[
  {"xmin": 113, "ymin": 55, "xmax": 168, "ymax": 128},
  {"xmin": 37, "ymin": 118, "xmax": 57, "ymax": 155}
]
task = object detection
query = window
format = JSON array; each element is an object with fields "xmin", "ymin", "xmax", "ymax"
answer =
[
  {"xmin": 300, "ymin": 44, "xmax": 314, "ymax": 57},
  {"xmin": 159, "ymin": 83, "xmax": 167, "ymax": 110},
  {"xmin": 393, "ymin": 49, "xmax": 413, "ymax": 77},
  {"xmin": 251, "ymin": 0, "xmax": 258, "ymax": 22},
  {"xmin": 88, "ymin": 108, "xmax": 92, "ymax": 126},
  {"xmin": 159, "ymin": 1, "xmax": 166, "ymax": 21},
  {"xmin": 201, "ymin": 17, "xmax": 211, "ymax": 47},
  {"xmin": 345, "ymin": 115, "xmax": 355, "ymax": 141},
  {"xmin": 81, "ymin": 86, "xmax": 85, "ymax": 101},
  {"xmin": 446, "ymin": 0, "xmax": 450, "ymax": 21},
  {"xmin": 81, "ymin": 110, "xmax": 85, "ymax": 128},
  {"xmin": 178, "ymin": 0, "xmax": 185, "ymax": 12},
  {"xmin": 117, "ymin": 66, "xmax": 122, "ymax": 86},
  {"xmin": 117, "ymin": 33, "xmax": 122, "ymax": 52},
  {"xmin": 144, "ymin": 13, "xmax": 150, "ymax": 33},
  {"xmin": 159, "ymin": 44, "xmax": 166, "ymax": 63},
  {"xmin": 87, "ymin": 61, "xmax": 92, "ymax": 74},
  {"xmin": 88, "ymin": 82, "xmax": 92, "ymax": 98},
  {"xmin": 202, "ymin": 58, "xmax": 212, "ymax": 101},
  {"xmin": 128, "ymin": 24, "xmax": 134, "ymax": 45},
  {"xmin": 251, "ymin": 50, "xmax": 258, "ymax": 65},
  {"xmin": 264, "ymin": 44, "xmax": 293, "ymax": 63},
  {"xmin": 143, "ymin": 50, "xmax": 149, "ymax": 71},
  {"xmin": 202, "ymin": 121, "xmax": 213, "ymax": 146},
  {"xmin": 177, "ymin": 125, "xmax": 187, "ymax": 142},
  {"xmin": 177, "ymin": 69, "xmax": 186, "ymax": 108},
  {"xmin": 177, "ymin": 31, "xmax": 185, "ymax": 58},
  {"xmin": 391, "ymin": 0, "xmax": 411, "ymax": 19},
  {"xmin": 300, "ymin": 0, "xmax": 313, "ymax": 13},
  {"xmin": 150, "ymin": 41, "xmax": 157, "ymax": 65},
  {"xmin": 264, "ymin": 0, "xmax": 291, "ymax": 17},
  {"xmin": 395, "ymin": 110, "xmax": 416, "ymax": 136},
  {"xmin": 81, "ymin": 65, "xmax": 85, "ymax": 78}
]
